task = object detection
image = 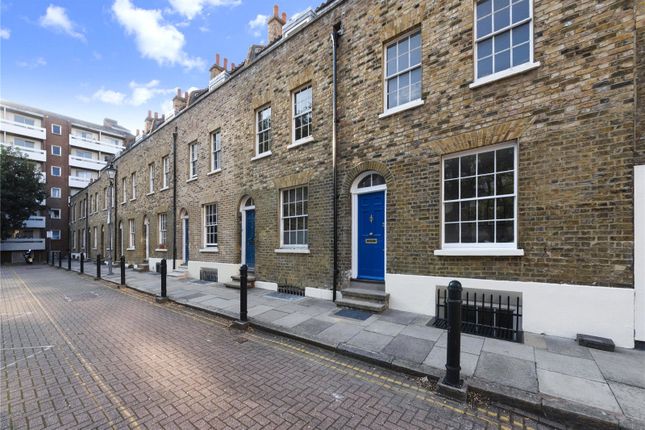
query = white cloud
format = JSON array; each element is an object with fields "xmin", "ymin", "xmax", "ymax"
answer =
[
  {"xmin": 168, "ymin": 0, "xmax": 241, "ymax": 20},
  {"xmin": 112, "ymin": 0, "xmax": 204, "ymax": 70},
  {"xmin": 248, "ymin": 14, "xmax": 267, "ymax": 38},
  {"xmin": 16, "ymin": 57, "xmax": 47, "ymax": 69},
  {"xmin": 79, "ymin": 80, "xmax": 174, "ymax": 107},
  {"xmin": 0, "ymin": 27, "xmax": 10, "ymax": 39},
  {"xmin": 39, "ymin": 5, "xmax": 86, "ymax": 42}
]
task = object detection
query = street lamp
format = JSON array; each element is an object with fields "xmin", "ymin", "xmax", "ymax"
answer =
[{"xmin": 105, "ymin": 161, "xmax": 117, "ymax": 275}]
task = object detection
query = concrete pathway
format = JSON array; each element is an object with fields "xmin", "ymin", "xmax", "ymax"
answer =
[{"xmin": 66, "ymin": 261, "xmax": 645, "ymax": 428}]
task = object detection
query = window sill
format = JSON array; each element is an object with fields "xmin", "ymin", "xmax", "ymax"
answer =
[
  {"xmin": 160, "ymin": 187, "xmax": 170, "ymax": 192},
  {"xmin": 186, "ymin": 177, "xmax": 198, "ymax": 183},
  {"xmin": 274, "ymin": 248, "xmax": 310, "ymax": 254},
  {"xmin": 434, "ymin": 248, "xmax": 524, "ymax": 257},
  {"xmin": 155, "ymin": 248, "xmax": 167, "ymax": 252},
  {"xmin": 121, "ymin": 202, "xmax": 127, "ymax": 205},
  {"xmin": 207, "ymin": 169, "xmax": 222, "ymax": 176},
  {"xmin": 126, "ymin": 247, "xmax": 135, "ymax": 251},
  {"xmin": 251, "ymin": 151, "xmax": 272, "ymax": 161},
  {"xmin": 469, "ymin": 62, "xmax": 541, "ymax": 89},
  {"xmin": 146, "ymin": 192, "xmax": 154, "ymax": 196},
  {"xmin": 379, "ymin": 99, "xmax": 424, "ymax": 119},
  {"xmin": 200, "ymin": 247, "xmax": 219, "ymax": 253},
  {"xmin": 130, "ymin": 198, "xmax": 137, "ymax": 202},
  {"xmin": 288, "ymin": 136, "xmax": 314, "ymax": 149}
]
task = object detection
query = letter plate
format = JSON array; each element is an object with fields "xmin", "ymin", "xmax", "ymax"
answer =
[{"xmin": 365, "ymin": 238, "xmax": 378, "ymax": 245}]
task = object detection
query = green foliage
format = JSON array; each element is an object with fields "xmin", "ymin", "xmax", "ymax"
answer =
[{"xmin": 0, "ymin": 146, "xmax": 47, "ymax": 240}]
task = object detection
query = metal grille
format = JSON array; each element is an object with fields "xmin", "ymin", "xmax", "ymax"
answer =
[
  {"xmin": 433, "ymin": 288, "xmax": 523, "ymax": 343},
  {"xmin": 277, "ymin": 285, "xmax": 305, "ymax": 296}
]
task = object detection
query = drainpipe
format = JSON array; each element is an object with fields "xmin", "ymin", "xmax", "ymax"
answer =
[
  {"xmin": 331, "ymin": 23, "xmax": 342, "ymax": 302},
  {"xmin": 172, "ymin": 126, "xmax": 178, "ymax": 270}
]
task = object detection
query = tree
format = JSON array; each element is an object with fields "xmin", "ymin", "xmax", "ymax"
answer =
[{"xmin": 0, "ymin": 146, "xmax": 47, "ymax": 240}]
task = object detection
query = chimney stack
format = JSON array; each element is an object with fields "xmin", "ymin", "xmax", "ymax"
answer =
[
  {"xmin": 267, "ymin": 4, "xmax": 286, "ymax": 44},
  {"xmin": 223, "ymin": 57, "xmax": 228, "ymax": 71},
  {"xmin": 209, "ymin": 53, "xmax": 225, "ymax": 79},
  {"xmin": 144, "ymin": 110, "xmax": 154, "ymax": 133},
  {"xmin": 173, "ymin": 88, "xmax": 187, "ymax": 113}
]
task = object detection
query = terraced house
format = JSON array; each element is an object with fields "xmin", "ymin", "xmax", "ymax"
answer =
[{"xmin": 70, "ymin": 0, "xmax": 645, "ymax": 348}]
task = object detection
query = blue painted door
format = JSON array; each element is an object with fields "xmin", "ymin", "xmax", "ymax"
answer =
[
  {"xmin": 245, "ymin": 210, "xmax": 256, "ymax": 269},
  {"xmin": 183, "ymin": 218, "xmax": 189, "ymax": 264},
  {"xmin": 357, "ymin": 191, "xmax": 385, "ymax": 281}
]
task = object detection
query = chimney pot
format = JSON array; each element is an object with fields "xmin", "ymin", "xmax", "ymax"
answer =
[
  {"xmin": 273, "ymin": 4, "xmax": 279, "ymax": 17},
  {"xmin": 184, "ymin": 91, "xmax": 188, "ymax": 99},
  {"xmin": 223, "ymin": 57, "xmax": 228, "ymax": 70},
  {"xmin": 281, "ymin": 12, "xmax": 287, "ymax": 22},
  {"xmin": 154, "ymin": 112, "xmax": 158, "ymax": 119},
  {"xmin": 147, "ymin": 110, "xmax": 152, "ymax": 118},
  {"xmin": 176, "ymin": 88, "xmax": 181, "ymax": 97},
  {"xmin": 216, "ymin": 53, "xmax": 220, "ymax": 65}
]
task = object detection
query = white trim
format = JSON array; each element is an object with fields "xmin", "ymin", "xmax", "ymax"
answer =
[
  {"xmin": 160, "ymin": 186, "xmax": 170, "ymax": 192},
  {"xmin": 635, "ymin": 166, "xmax": 645, "ymax": 341},
  {"xmin": 51, "ymin": 166, "xmax": 61, "ymax": 176},
  {"xmin": 126, "ymin": 247, "xmax": 135, "ymax": 251},
  {"xmin": 154, "ymin": 248, "xmax": 168, "ymax": 252},
  {"xmin": 181, "ymin": 215, "xmax": 188, "ymax": 263},
  {"xmin": 351, "ymin": 171, "xmax": 387, "ymax": 280},
  {"xmin": 186, "ymin": 177, "xmax": 198, "ymax": 183},
  {"xmin": 207, "ymin": 168, "xmax": 222, "ymax": 176},
  {"xmin": 274, "ymin": 248, "xmax": 310, "ymax": 254},
  {"xmin": 434, "ymin": 248, "xmax": 524, "ymax": 256},
  {"xmin": 255, "ymin": 105, "xmax": 272, "ymax": 157},
  {"xmin": 144, "ymin": 217, "xmax": 150, "ymax": 260},
  {"xmin": 287, "ymin": 135, "xmax": 314, "ymax": 149},
  {"xmin": 470, "ymin": 62, "xmax": 540, "ymax": 89},
  {"xmin": 51, "ymin": 124, "xmax": 62, "ymax": 135},
  {"xmin": 240, "ymin": 197, "xmax": 255, "ymax": 267},
  {"xmin": 51, "ymin": 145, "xmax": 62, "ymax": 156},
  {"xmin": 146, "ymin": 192, "xmax": 155, "ymax": 196},
  {"xmin": 279, "ymin": 186, "xmax": 309, "ymax": 248},
  {"xmin": 251, "ymin": 151, "xmax": 272, "ymax": 161},
  {"xmin": 378, "ymin": 99, "xmax": 424, "ymax": 119},
  {"xmin": 199, "ymin": 247, "xmax": 219, "ymax": 253},
  {"xmin": 291, "ymin": 84, "xmax": 313, "ymax": 145},
  {"xmin": 202, "ymin": 203, "xmax": 217, "ymax": 249}
]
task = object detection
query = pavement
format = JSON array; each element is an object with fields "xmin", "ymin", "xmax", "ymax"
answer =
[
  {"xmin": 67, "ymin": 260, "xmax": 645, "ymax": 429},
  {"xmin": 1, "ymin": 265, "xmax": 557, "ymax": 430}
]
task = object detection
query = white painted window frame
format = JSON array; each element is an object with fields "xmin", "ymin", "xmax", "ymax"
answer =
[
  {"xmin": 51, "ymin": 187, "xmax": 61, "ymax": 198},
  {"xmin": 210, "ymin": 131, "xmax": 221, "ymax": 172},
  {"xmin": 203, "ymin": 203, "xmax": 218, "ymax": 247},
  {"xmin": 470, "ymin": 0, "xmax": 539, "ymax": 88},
  {"xmin": 279, "ymin": 186, "xmax": 309, "ymax": 249},
  {"xmin": 189, "ymin": 142, "xmax": 198, "ymax": 179},
  {"xmin": 162, "ymin": 156, "xmax": 169, "ymax": 189},
  {"xmin": 50, "ymin": 208, "xmax": 61, "ymax": 219},
  {"xmin": 51, "ymin": 145, "xmax": 62, "ymax": 156},
  {"xmin": 51, "ymin": 166, "xmax": 61, "ymax": 177},
  {"xmin": 130, "ymin": 172, "xmax": 137, "ymax": 200},
  {"xmin": 383, "ymin": 29, "xmax": 423, "ymax": 113},
  {"xmin": 350, "ymin": 172, "xmax": 388, "ymax": 279},
  {"xmin": 51, "ymin": 124, "xmax": 62, "ymax": 135},
  {"xmin": 121, "ymin": 177, "xmax": 127, "ymax": 203},
  {"xmin": 158, "ymin": 213, "xmax": 167, "ymax": 247},
  {"xmin": 128, "ymin": 219, "xmax": 135, "ymax": 249},
  {"xmin": 291, "ymin": 85, "xmax": 313, "ymax": 146},
  {"xmin": 255, "ymin": 105, "xmax": 272, "ymax": 157}
]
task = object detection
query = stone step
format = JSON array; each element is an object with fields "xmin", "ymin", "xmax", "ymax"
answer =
[
  {"xmin": 335, "ymin": 298, "xmax": 387, "ymax": 313},
  {"xmin": 231, "ymin": 275, "xmax": 256, "ymax": 282},
  {"xmin": 134, "ymin": 264, "xmax": 149, "ymax": 273},
  {"xmin": 342, "ymin": 288, "xmax": 389, "ymax": 303},
  {"xmin": 225, "ymin": 280, "xmax": 255, "ymax": 289},
  {"xmin": 350, "ymin": 279, "xmax": 385, "ymax": 291}
]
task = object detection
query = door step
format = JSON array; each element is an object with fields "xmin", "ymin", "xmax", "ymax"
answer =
[
  {"xmin": 335, "ymin": 297, "xmax": 387, "ymax": 313},
  {"xmin": 336, "ymin": 284, "xmax": 389, "ymax": 313},
  {"xmin": 168, "ymin": 267, "xmax": 188, "ymax": 279},
  {"xmin": 134, "ymin": 264, "xmax": 149, "ymax": 273},
  {"xmin": 350, "ymin": 278, "xmax": 385, "ymax": 291},
  {"xmin": 225, "ymin": 274, "xmax": 256, "ymax": 289}
]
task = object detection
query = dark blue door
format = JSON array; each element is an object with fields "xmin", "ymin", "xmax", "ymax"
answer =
[
  {"xmin": 357, "ymin": 191, "xmax": 385, "ymax": 281},
  {"xmin": 183, "ymin": 218, "xmax": 189, "ymax": 264},
  {"xmin": 245, "ymin": 210, "xmax": 256, "ymax": 269}
]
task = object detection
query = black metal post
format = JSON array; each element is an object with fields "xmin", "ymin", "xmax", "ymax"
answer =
[
  {"xmin": 120, "ymin": 256, "xmax": 126, "ymax": 286},
  {"xmin": 443, "ymin": 280, "xmax": 463, "ymax": 388},
  {"xmin": 80, "ymin": 253, "xmax": 84, "ymax": 274},
  {"xmin": 160, "ymin": 258, "xmax": 167, "ymax": 298},
  {"xmin": 96, "ymin": 253, "xmax": 101, "ymax": 279},
  {"xmin": 58, "ymin": 251, "xmax": 62, "ymax": 268},
  {"xmin": 67, "ymin": 249, "xmax": 71, "ymax": 271},
  {"xmin": 240, "ymin": 264, "xmax": 248, "ymax": 322}
]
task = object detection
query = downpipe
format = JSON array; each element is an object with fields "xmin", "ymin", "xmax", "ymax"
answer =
[{"xmin": 331, "ymin": 24, "xmax": 342, "ymax": 302}]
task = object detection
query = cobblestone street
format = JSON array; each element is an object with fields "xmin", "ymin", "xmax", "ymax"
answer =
[{"xmin": 1, "ymin": 266, "xmax": 559, "ymax": 429}]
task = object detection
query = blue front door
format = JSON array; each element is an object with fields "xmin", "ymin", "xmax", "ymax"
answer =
[
  {"xmin": 183, "ymin": 218, "xmax": 189, "ymax": 264},
  {"xmin": 357, "ymin": 191, "xmax": 385, "ymax": 281},
  {"xmin": 245, "ymin": 210, "xmax": 256, "ymax": 269}
]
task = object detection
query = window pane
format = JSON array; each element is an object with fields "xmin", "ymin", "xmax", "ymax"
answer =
[
  {"xmin": 494, "ymin": 7, "xmax": 510, "ymax": 31},
  {"xmin": 478, "ymin": 222, "xmax": 495, "ymax": 243},
  {"xmin": 445, "ymin": 224, "xmax": 459, "ymax": 243},
  {"xmin": 478, "ymin": 174, "xmax": 495, "ymax": 197},
  {"xmin": 496, "ymin": 147, "xmax": 514, "ymax": 171},
  {"xmin": 513, "ymin": 43, "xmax": 530, "ymax": 66},
  {"xmin": 461, "ymin": 223, "xmax": 476, "ymax": 243},
  {"xmin": 477, "ymin": 16, "xmax": 492, "ymax": 38},
  {"xmin": 460, "ymin": 177, "xmax": 476, "ymax": 199},
  {"xmin": 512, "ymin": 22, "xmax": 530, "ymax": 46},
  {"xmin": 512, "ymin": 0, "xmax": 530, "ymax": 22},
  {"xmin": 496, "ymin": 221, "xmax": 514, "ymax": 242},
  {"xmin": 478, "ymin": 198, "xmax": 495, "ymax": 220},
  {"xmin": 496, "ymin": 197, "xmax": 514, "ymax": 219},
  {"xmin": 444, "ymin": 180, "xmax": 459, "ymax": 200},
  {"xmin": 410, "ymin": 46, "xmax": 421, "ymax": 68},
  {"xmin": 461, "ymin": 155, "xmax": 476, "ymax": 176},
  {"xmin": 493, "ymin": 0, "xmax": 509, "ymax": 11},
  {"xmin": 444, "ymin": 158, "xmax": 459, "ymax": 179},
  {"xmin": 496, "ymin": 172, "xmax": 514, "ymax": 195},
  {"xmin": 495, "ymin": 31, "xmax": 510, "ymax": 52},
  {"xmin": 477, "ymin": 0, "xmax": 492, "ymax": 18},
  {"xmin": 461, "ymin": 201, "xmax": 477, "ymax": 221},
  {"xmin": 409, "ymin": 32, "xmax": 421, "ymax": 50},
  {"xmin": 478, "ymin": 38, "xmax": 493, "ymax": 59},
  {"xmin": 478, "ymin": 56, "xmax": 493, "ymax": 78},
  {"xmin": 478, "ymin": 151, "xmax": 494, "ymax": 174},
  {"xmin": 445, "ymin": 202, "xmax": 459, "ymax": 222},
  {"xmin": 495, "ymin": 49, "xmax": 511, "ymax": 72}
]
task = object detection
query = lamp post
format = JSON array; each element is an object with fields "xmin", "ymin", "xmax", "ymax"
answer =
[{"xmin": 105, "ymin": 161, "xmax": 117, "ymax": 275}]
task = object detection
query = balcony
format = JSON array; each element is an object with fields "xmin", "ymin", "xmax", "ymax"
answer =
[
  {"xmin": 69, "ymin": 155, "xmax": 107, "ymax": 171},
  {"xmin": 69, "ymin": 176, "xmax": 92, "ymax": 189},
  {"xmin": 0, "ymin": 238, "xmax": 46, "ymax": 251},
  {"xmin": 69, "ymin": 134, "xmax": 124, "ymax": 155},
  {"xmin": 0, "ymin": 118, "xmax": 46, "ymax": 140},
  {"xmin": 0, "ymin": 142, "xmax": 47, "ymax": 162},
  {"xmin": 22, "ymin": 215, "xmax": 46, "ymax": 229}
]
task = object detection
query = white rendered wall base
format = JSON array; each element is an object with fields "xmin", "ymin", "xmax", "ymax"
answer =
[
  {"xmin": 635, "ymin": 166, "xmax": 645, "ymax": 342},
  {"xmin": 386, "ymin": 273, "xmax": 635, "ymax": 348},
  {"xmin": 255, "ymin": 281, "xmax": 278, "ymax": 291}
]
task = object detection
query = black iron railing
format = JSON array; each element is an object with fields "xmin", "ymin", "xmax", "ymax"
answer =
[{"xmin": 433, "ymin": 288, "xmax": 523, "ymax": 343}]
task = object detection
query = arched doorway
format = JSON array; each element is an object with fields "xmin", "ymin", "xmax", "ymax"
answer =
[
  {"xmin": 351, "ymin": 172, "xmax": 387, "ymax": 281},
  {"xmin": 143, "ymin": 216, "xmax": 150, "ymax": 261},
  {"xmin": 240, "ymin": 197, "xmax": 256, "ymax": 270},
  {"xmin": 180, "ymin": 209, "xmax": 189, "ymax": 265},
  {"xmin": 100, "ymin": 225, "xmax": 105, "ymax": 259}
]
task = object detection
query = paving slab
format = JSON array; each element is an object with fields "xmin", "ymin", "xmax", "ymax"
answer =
[
  {"xmin": 247, "ymin": 305, "xmax": 275, "ymax": 317},
  {"xmin": 382, "ymin": 334, "xmax": 434, "ymax": 364},
  {"xmin": 291, "ymin": 318, "xmax": 334, "ymax": 336},
  {"xmin": 364, "ymin": 320, "xmax": 405, "ymax": 337},
  {"xmin": 482, "ymin": 338, "xmax": 535, "ymax": 362},
  {"xmin": 475, "ymin": 352, "xmax": 538, "ymax": 393},
  {"xmin": 317, "ymin": 323, "xmax": 365, "ymax": 346},
  {"xmin": 608, "ymin": 381, "xmax": 645, "ymax": 422},
  {"xmin": 399, "ymin": 325, "xmax": 443, "ymax": 342},
  {"xmin": 346, "ymin": 330, "xmax": 394, "ymax": 352},
  {"xmin": 534, "ymin": 349, "xmax": 604, "ymax": 382},
  {"xmin": 537, "ymin": 369, "xmax": 621, "ymax": 414},
  {"xmin": 435, "ymin": 332, "xmax": 484, "ymax": 355},
  {"xmin": 590, "ymin": 348, "xmax": 645, "ymax": 388},
  {"xmin": 424, "ymin": 347, "xmax": 480, "ymax": 377},
  {"xmin": 544, "ymin": 336, "xmax": 593, "ymax": 359},
  {"xmin": 200, "ymin": 297, "xmax": 234, "ymax": 309},
  {"xmin": 254, "ymin": 309, "xmax": 290, "ymax": 323},
  {"xmin": 523, "ymin": 333, "xmax": 547, "ymax": 350},
  {"xmin": 272, "ymin": 312, "xmax": 312, "ymax": 329},
  {"xmin": 377, "ymin": 310, "xmax": 420, "ymax": 325}
]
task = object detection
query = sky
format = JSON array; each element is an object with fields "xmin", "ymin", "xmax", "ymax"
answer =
[{"xmin": 0, "ymin": 0, "xmax": 313, "ymax": 134}]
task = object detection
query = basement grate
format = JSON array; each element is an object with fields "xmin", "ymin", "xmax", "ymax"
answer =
[{"xmin": 277, "ymin": 285, "xmax": 305, "ymax": 296}]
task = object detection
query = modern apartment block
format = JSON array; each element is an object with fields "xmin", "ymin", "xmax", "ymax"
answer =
[
  {"xmin": 70, "ymin": 1, "xmax": 644, "ymax": 348},
  {"xmin": 0, "ymin": 101, "xmax": 132, "ymax": 263}
]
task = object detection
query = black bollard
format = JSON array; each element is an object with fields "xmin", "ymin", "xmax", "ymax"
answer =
[
  {"xmin": 96, "ymin": 254, "xmax": 102, "ymax": 279},
  {"xmin": 120, "ymin": 256, "xmax": 126, "ymax": 286},
  {"xmin": 443, "ymin": 280, "xmax": 463, "ymax": 388},
  {"xmin": 80, "ymin": 253, "xmax": 84, "ymax": 274},
  {"xmin": 58, "ymin": 251, "xmax": 62, "ymax": 268},
  {"xmin": 160, "ymin": 259, "xmax": 167, "ymax": 298},
  {"xmin": 240, "ymin": 264, "xmax": 248, "ymax": 322},
  {"xmin": 67, "ymin": 250, "xmax": 71, "ymax": 271}
]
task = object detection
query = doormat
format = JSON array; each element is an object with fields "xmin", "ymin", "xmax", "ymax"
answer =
[{"xmin": 334, "ymin": 309, "xmax": 373, "ymax": 321}]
